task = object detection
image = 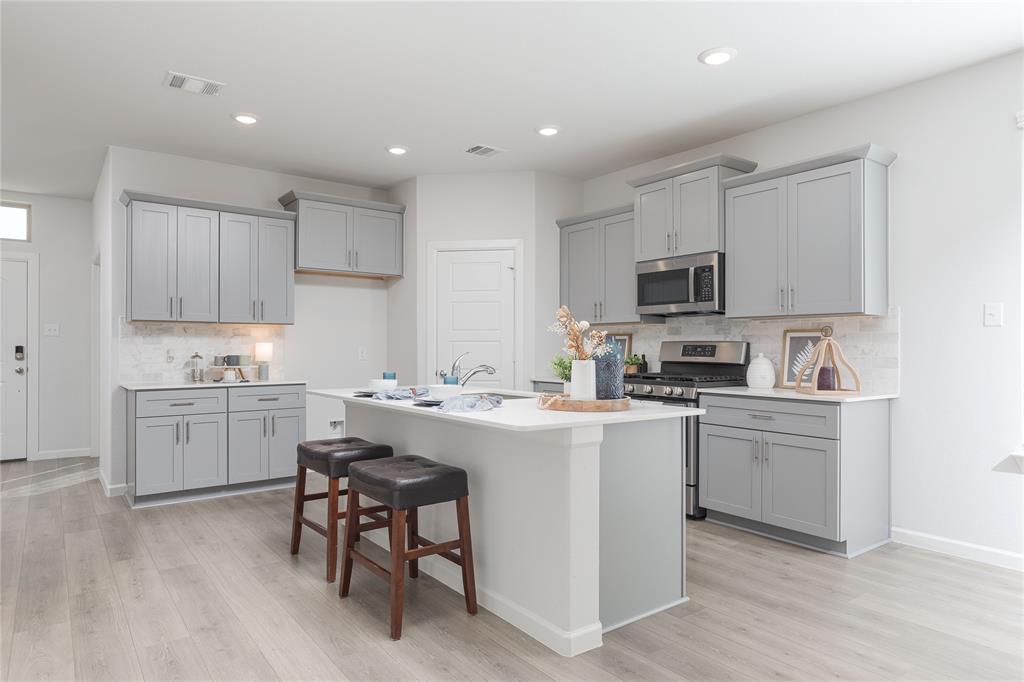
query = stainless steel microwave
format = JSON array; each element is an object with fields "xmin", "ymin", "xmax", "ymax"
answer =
[{"xmin": 636, "ymin": 251, "xmax": 725, "ymax": 315}]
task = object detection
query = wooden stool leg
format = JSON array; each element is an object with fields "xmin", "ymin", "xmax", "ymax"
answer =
[
  {"xmin": 326, "ymin": 477, "xmax": 340, "ymax": 582},
  {"xmin": 456, "ymin": 496, "xmax": 478, "ymax": 615},
  {"xmin": 289, "ymin": 465, "xmax": 307, "ymax": 555},
  {"xmin": 389, "ymin": 509, "xmax": 407, "ymax": 640},
  {"xmin": 407, "ymin": 507, "xmax": 419, "ymax": 578},
  {"xmin": 339, "ymin": 490, "xmax": 360, "ymax": 598}
]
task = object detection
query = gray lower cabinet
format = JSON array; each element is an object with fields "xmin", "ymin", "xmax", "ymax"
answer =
[
  {"xmin": 228, "ymin": 411, "xmax": 269, "ymax": 484},
  {"xmin": 761, "ymin": 432, "xmax": 838, "ymax": 539},
  {"xmin": 135, "ymin": 416, "xmax": 184, "ymax": 496},
  {"xmin": 182, "ymin": 412, "xmax": 228, "ymax": 490},
  {"xmin": 699, "ymin": 425, "xmax": 761, "ymax": 522},
  {"xmin": 558, "ymin": 208, "xmax": 639, "ymax": 323},
  {"xmin": 268, "ymin": 408, "xmax": 305, "ymax": 478}
]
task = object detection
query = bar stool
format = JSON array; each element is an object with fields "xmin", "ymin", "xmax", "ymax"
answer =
[
  {"xmin": 339, "ymin": 455, "xmax": 477, "ymax": 640},
  {"xmin": 290, "ymin": 437, "xmax": 393, "ymax": 582}
]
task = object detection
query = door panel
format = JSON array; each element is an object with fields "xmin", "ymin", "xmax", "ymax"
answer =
[
  {"xmin": 258, "ymin": 218, "xmax": 295, "ymax": 323},
  {"xmin": 599, "ymin": 213, "xmax": 640, "ymax": 323},
  {"xmin": 219, "ymin": 213, "xmax": 259, "ymax": 323},
  {"xmin": 183, "ymin": 413, "xmax": 227, "ymax": 489},
  {"xmin": 674, "ymin": 168, "xmax": 720, "ymax": 255},
  {"xmin": 135, "ymin": 416, "xmax": 184, "ymax": 495},
  {"xmin": 296, "ymin": 200, "xmax": 353, "ymax": 271},
  {"xmin": 130, "ymin": 202, "xmax": 177, "ymax": 321},
  {"xmin": 762, "ymin": 432, "xmax": 840, "ymax": 540},
  {"xmin": 699, "ymin": 424, "xmax": 761, "ymax": 521},
  {"xmin": 788, "ymin": 160, "xmax": 864, "ymax": 315},
  {"xmin": 268, "ymin": 408, "xmax": 305, "ymax": 479},
  {"xmin": 176, "ymin": 207, "xmax": 219, "ymax": 322},
  {"xmin": 433, "ymin": 249, "xmax": 515, "ymax": 387},
  {"xmin": 352, "ymin": 208, "xmax": 402, "ymax": 275},
  {"xmin": 0, "ymin": 259, "xmax": 28, "ymax": 460},
  {"xmin": 725, "ymin": 179, "xmax": 787, "ymax": 317},
  {"xmin": 634, "ymin": 180, "xmax": 673, "ymax": 261},
  {"xmin": 560, "ymin": 220, "xmax": 600, "ymax": 322},
  {"xmin": 228, "ymin": 411, "xmax": 268, "ymax": 484}
]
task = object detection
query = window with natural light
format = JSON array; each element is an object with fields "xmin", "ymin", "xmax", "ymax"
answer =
[{"xmin": 0, "ymin": 203, "xmax": 30, "ymax": 241}]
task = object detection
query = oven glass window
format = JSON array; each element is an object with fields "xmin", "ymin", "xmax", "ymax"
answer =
[{"xmin": 637, "ymin": 268, "xmax": 689, "ymax": 307}]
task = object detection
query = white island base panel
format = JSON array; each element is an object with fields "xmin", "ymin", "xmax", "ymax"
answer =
[{"xmin": 338, "ymin": 398, "xmax": 691, "ymax": 657}]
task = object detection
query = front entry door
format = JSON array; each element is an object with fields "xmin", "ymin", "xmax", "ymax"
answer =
[
  {"xmin": 1, "ymin": 258, "xmax": 29, "ymax": 460},
  {"xmin": 433, "ymin": 249, "xmax": 515, "ymax": 388}
]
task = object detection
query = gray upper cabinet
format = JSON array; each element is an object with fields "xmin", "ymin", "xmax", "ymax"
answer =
[
  {"xmin": 558, "ymin": 208, "xmax": 639, "ymax": 324},
  {"xmin": 135, "ymin": 415, "xmax": 184, "ymax": 496},
  {"xmin": 258, "ymin": 217, "xmax": 295, "ymax": 323},
  {"xmin": 176, "ymin": 207, "xmax": 219, "ymax": 322},
  {"xmin": 699, "ymin": 424, "xmax": 761, "ymax": 522},
  {"xmin": 761, "ymin": 432, "xmax": 839, "ymax": 540},
  {"xmin": 280, "ymin": 191, "xmax": 405, "ymax": 278},
  {"xmin": 629, "ymin": 154, "xmax": 758, "ymax": 262},
  {"xmin": 723, "ymin": 144, "xmax": 894, "ymax": 318},
  {"xmin": 182, "ymin": 412, "xmax": 228, "ymax": 490},
  {"xmin": 219, "ymin": 213, "xmax": 260, "ymax": 323},
  {"xmin": 129, "ymin": 202, "xmax": 178, "ymax": 321}
]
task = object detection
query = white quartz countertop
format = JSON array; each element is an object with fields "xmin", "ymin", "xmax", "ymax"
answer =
[
  {"xmin": 120, "ymin": 380, "xmax": 307, "ymax": 391},
  {"xmin": 699, "ymin": 386, "xmax": 898, "ymax": 403},
  {"xmin": 308, "ymin": 388, "xmax": 702, "ymax": 432}
]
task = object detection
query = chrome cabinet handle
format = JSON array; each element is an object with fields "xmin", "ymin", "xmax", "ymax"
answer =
[
  {"xmin": 594, "ymin": 302, "xmax": 598, "ymax": 318},
  {"xmin": 347, "ymin": 249, "xmax": 351, "ymax": 266},
  {"xmin": 175, "ymin": 421, "xmax": 180, "ymax": 444},
  {"xmin": 779, "ymin": 288, "xmax": 784, "ymax": 311},
  {"xmin": 169, "ymin": 297, "xmax": 173, "ymax": 317},
  {"xmin": 260, "ymin": 300, "xmax": 265, "ymax": 320},
  {"xmin": 674, "ymin": 232, "xmax": 679, "ymax": 252},
  {"xmin": 599, "ymin": 302, "xmax": 603, "ymax": 319},
  {"xmin": 262, "ymin": 415, "xmax": 267, "ymax": 437},
  {"xmin": 186, "ymin": 420, "xmax": 190, "ymax": 444},
  {"xmin": 272, "ymin": 415, "xmax": 276, "ymax": 436},
  {"xmin": 666, "ymin": 233, "xmax": 671, "ymax": 251},
  {"xmin": 170, "ymin": 402, "xmax": 194, "ymax": 407},
  {"xmin": 764, "ymin": 439, "xmax": 770, "ymax": 466},
  {"xmin": 753, "ymin": 437, "xmax": 760, "ymax": 464},
  {"xmin": 252, "ymin": 300, "xmax": 256, "ymax": 320},
  {"xmin": 256, "ymin": 397, "xmax": 279, "ymax": 402},
  {"xmin": 789, "ymin": 287, "xmax": 794, "ymax": 309},
  {"xmin": 748, "ymin": 413, "xmax": 775, "ymax": 420},
  {"xmin": 354, "ymin": 250, "xmax": 359, "ymax": 269},
  {"xmin": 179, "ymin": 297, "xmax": 183, "ymax": 316}
]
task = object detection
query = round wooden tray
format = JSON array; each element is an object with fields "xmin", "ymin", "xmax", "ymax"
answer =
[{"xmin": 536, "ymin": 393, "xmax": 631, "ymax": 412}]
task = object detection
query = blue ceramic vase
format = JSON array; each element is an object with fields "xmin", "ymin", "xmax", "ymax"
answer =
[{"xmin": 595, "ymin": 345, "xmax": 625, "ymax": 400}]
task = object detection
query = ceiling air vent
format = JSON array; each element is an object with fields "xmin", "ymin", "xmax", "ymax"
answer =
[
  {"xmin": 465, "ymin": 144, "xmax": 507, "ymax": 157},
  {"xmin": 165, "ymin": 71, "xmax": 224, "ymax": 96}
]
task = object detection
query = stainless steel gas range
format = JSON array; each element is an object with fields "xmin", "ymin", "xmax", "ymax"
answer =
[{"xmin": 625, "ymin": 340, "xmax": 750, "ymax": 518}]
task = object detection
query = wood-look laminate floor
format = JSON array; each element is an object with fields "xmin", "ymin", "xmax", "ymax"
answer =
[{"xmin": 1, "ymin": 457, "xmax": 1021, "ymax": 681}]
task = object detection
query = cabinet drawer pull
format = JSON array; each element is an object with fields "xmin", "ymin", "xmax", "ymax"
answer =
[
  {"xmin": 169, "ymin": 296, "xmax": 173, "ymax": 316},
  {"xmin": 764, "ymin": 439, "xmax": 770, "ymax": 465},
  {"xmin": 748, "ymin": 413, "xmax": 774, "ymax": 420},
  {"xmin": 666, "ymin": 233, "xmax": 671, "ymax": 251},
  {"xmin": 593, "ymin": 302, "xmax": 597, "ymax": 318},
  {"xmin": 186, "ymin": 421, "xmax": 190, "ymax": 444},
  {"xmin": 169, "ymin": 402, "xmax": 195, "ymax": 407},
  {"xmin": 175, "ymin": 421, "xmax": 180, "ymax": 444},
  {"xmin": 674, "ymin": 232, "xmax": 679, "ymax": 252},
  {"xmin": 355, "ymin": 250, "xmax": 359, "ymax": 269},
  {"xmin": 179, "ymin": 297, "xmax": 183, "ymax": 316},
  {"xmin": 789, "ymin": 287, "xmax": 794, "ymax": 309},
  {"xmin": 256, "ymin": 397, "xmax": 279, "ymax": 402}
]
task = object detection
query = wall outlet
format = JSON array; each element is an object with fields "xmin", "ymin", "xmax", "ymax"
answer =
[
  {"xmin": 357, "ymin": 347, "xmax": 368, "ymax": 361},
  {"xmin": 43, "ymin": 323, "xmax": 60, "ymax": 337},
  {"xmin": 166, "ymin": 350, "xmax": 175, "ymax": 363},
  {"xmin": 983, "ymin": 302, "xmax": 1004, "ymax": 327}
]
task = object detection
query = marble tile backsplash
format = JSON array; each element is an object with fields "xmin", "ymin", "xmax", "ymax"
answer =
[
  {"xmin": 119, "ymin": 321, "xmax": 287, "ymax": 384},
  {"xmin": 613, "ymin": 307, "xmax": 901, "ymax": 395}
]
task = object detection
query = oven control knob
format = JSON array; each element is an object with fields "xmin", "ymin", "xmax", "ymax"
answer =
[
  {"xmin": 672, "ymin": 387, "xmax": 685, "ymax": 396},
  {"xmin": 662, "ymin": 386, "xmax": 674, "ymax": 396},
  {"xmin": 642, "ymin": 385, "xmax": 654, "ymax": 394},
  {"xmin": 624, "ymin": 384, "xmax": 634, "ymax": 394}
]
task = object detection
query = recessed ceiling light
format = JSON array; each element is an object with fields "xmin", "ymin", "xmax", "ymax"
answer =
[
  {"xmin": 387, "ymin": 145, "xmax": 408, "ymax": 155},
  {"xmin": 536, "ymin": 126, "xmax": 560, "ymax": 136},
  {"xmin": 697, "ymin": 47, "xmax": 737, "ymax": 66},
  {"xmin": 232, "ymin": 112, "xmax": 259, "ymax": 125}
]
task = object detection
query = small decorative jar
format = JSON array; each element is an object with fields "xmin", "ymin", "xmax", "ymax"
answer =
[
  {"xmin": 596, "ymin": 346, "xmax": 625, "ymax": 400},
  {"xmin": 746, "ymin": 353, "xmax": 776, "ymax": 390},
  {"xmin": 570, "ymin": 360, "xmax": 596, "ymax": 401}
]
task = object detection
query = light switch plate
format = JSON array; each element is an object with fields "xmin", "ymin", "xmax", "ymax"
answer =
[
  {"xmin": 984, "ymin": 302, "xmax": 1004, "ymax": 327},
  {"xmin": 43, "ymin": 323, "xmax": 60, "ymax": 337}
]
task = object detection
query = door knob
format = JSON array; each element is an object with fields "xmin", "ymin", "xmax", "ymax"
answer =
[{"xmin": 14, "ymin": 367, "xmax": 25, "ymax": 375}]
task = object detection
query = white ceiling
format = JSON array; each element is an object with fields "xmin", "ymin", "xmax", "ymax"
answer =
[{"xmin": 3, "ymin": 1, "xmax": 1021, "ymax": 199}]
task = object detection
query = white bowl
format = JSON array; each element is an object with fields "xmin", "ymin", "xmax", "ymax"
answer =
[
  {"xmin": 427, "ymin": 384, "xmax": 462, "ymax": 400},
  {"xmin": 368, "ymin": 378, "xmax": 398, "ymax": 392}
]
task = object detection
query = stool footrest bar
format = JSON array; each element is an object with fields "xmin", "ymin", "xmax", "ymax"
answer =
[
  {"xmin": 351, "ymin": 548, "xmax": 391, "ymax": 581},
  {"xmin": 300, "ymin": 517, "xmax": 328, "ymax": 536},
  {"xmin": 406, "ymin": 538, "xmax": 462, "ymax": 561},
  {"xmin": 412, "ymin": 534, "xmax": 463, "ymax": 565}
]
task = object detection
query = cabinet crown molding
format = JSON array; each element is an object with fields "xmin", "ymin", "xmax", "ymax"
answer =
[
  {"xmin": 119, "ymin": 190, "xmax": 296, "ymax": 221},
  {"xmin": 277, "ymin": 190, "xmax": 405, "ymax": 214},
  {"xmin": 721, "ymin": 143, "xmax": 897, "ymax": 190},
  {"xmin": 555, "ymin": 204, "xmax": 632, "ymax": 229},
  {"xmin": 627, "ymin": 154, "xmax": 758, "ymax": 188}
]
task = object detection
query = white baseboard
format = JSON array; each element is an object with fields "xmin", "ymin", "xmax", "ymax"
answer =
[
  {"xmin": 99, "ymin": 469, "xmax": 127, "ymax": 498},
  {"xmin": 33, "ymin": 447, "xmax": 92, "ymax": 461},
  {"xmin": 891, "ymin": 527, "xmax": 1023, "ymax": 572}
]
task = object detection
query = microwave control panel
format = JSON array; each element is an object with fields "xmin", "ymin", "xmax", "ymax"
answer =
[{"xmin": 694, "ymin": 265, "xmax": 716, "ymax": 302}]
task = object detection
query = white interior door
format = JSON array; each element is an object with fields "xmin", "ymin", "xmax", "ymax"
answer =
[
  {"xmin": 1, "ymin": 259, "xmax": 28, "ymax": 460},
  {"xmin": 433, "ymin": 249, "xmax": 515, "ymax": 388}
]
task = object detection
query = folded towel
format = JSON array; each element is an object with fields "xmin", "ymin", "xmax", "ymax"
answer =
[
  {"xmin": 439, "ymin": 394, "xmax": 504, "ymax": 413},
  {"xmin": 372, "ymin": 387, "xmax": 429, "ymax": 401}
]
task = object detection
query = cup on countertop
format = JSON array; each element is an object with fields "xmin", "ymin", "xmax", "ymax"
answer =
[{"xmin": 383, "ymin": 371, "xmax": 397, "ymax": 380}]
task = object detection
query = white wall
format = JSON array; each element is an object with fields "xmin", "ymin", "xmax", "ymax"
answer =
[
  {"xmin": 387, "ymin": 177, "xmax": 419, "ymax": 383},
  {"xmin": 583, "ymin": 52, "xmax": 1024, "ymax": 563},
  {"xmin": 95, "ymin": 146, "xmax": 391, "ymax": 490},
  {"xmin": 0, "ymin": 190, "xmax": 93, "ymax": 458}
]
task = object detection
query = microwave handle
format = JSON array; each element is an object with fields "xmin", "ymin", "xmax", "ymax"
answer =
[{"xmin": 689, "ymin": 267, "xmax": 696, "ymax": 303}]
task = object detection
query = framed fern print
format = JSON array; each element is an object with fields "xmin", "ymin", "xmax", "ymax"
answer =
[{"xmin": 781, "ymin": 329, "xmax": 821, "ymax": 387}]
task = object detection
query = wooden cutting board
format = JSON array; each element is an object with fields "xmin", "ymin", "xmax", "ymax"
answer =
[{"xmin": 536, "ymin": 394, "xmax": 631, "ymax": 412}]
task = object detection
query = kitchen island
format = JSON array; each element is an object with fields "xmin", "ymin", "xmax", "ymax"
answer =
[{"xmin": 309, "ymin": 388, "xmax": 702, "ymax": 656}]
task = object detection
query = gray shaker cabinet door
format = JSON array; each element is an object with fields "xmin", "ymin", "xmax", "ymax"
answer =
[
  {"xmin": 725, "ymin": 178, "xmax": 788, "ymax": 318},
  {"xmin": 228, "ymin": 411, "xmax": 269, "ymax": 484},
  {"xmin": 599, "ymin": 213, "xmax": 640, "ymax": 323},
  {"xmin": 699, "ymin": 424, "xmax": 761, "ymax": 521},
  {"xmin": 295, "ymin": 199, "xmax": 353, "ymax": 271},
  {"xmin": 761, "ymin": 432, "xmax": 840, "ymax": 540},
  {"xmin": 787, "ymin": 160, "xmax": 864, "ymax": 316},
  {"xmin": 176, "ymin": 207, "xmax": 220, "ymax": 322},
  {"xmin": 135, "ymin": 416, "xmax": 184, "ymax": 496},
  {"xmin": 130, "ymin": 202, "xmax": 178, "ymax": 321},
  {"xmin": 352, "ymin": 208, "xmax": 402, "ymax": 276},
  {"xmin": 182, "ymin": 412, "xmax": 227, "ymax": 489},
  {"xmin": 268, "ymin": 408, "xmax": 305, "ymax": 479},
  {"xmin": 673, "ymin": 167, "xmax": 720, "ymax": 255},
  {"xmin": 634, "ymin": 180, "xmax": 673, "ymax": 262},
  {"xmin": 258, "ymin": 217, "xmax": 295, "ymax": 324},
  {"xmin": 219, "ymin": 212, "xmax": 259, "ymax": 323},
  {"xmin": 560, "ymin": 219, "xmax": 600, "ymax": 322}
]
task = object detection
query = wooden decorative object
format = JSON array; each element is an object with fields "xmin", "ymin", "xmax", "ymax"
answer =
[
  {"xmin": 537, "ymin": 393, "xmax": 632, "ymax": 412},
  {"xmin": 794, "ymin": 326, "xmax": 862, "ymax": 395}
]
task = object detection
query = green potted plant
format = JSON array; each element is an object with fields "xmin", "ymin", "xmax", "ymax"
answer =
[
  {"xmin": 551, "ymin": 354, "xmax": 573, "ymax": 395},
  {"xmin": 624, "ymin": 354, "xmax": 643, "ymax": 375}
]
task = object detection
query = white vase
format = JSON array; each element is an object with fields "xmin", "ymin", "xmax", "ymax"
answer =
[
  {"xmin": 570, "ymin": 360, "xmax": 596, "ymax": 401},
  {"xmin": 746, "ymin": 353, "xmax": 776, "ymax": 390}
]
